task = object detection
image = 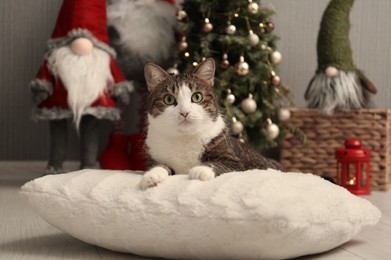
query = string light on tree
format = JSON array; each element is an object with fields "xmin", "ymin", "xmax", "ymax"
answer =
[{"xmin": 259, "ymin": 22, "xmax": 265, "ymax": 33}]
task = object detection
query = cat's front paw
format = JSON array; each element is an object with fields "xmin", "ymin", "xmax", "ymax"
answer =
[
  {"xmin": 189, "ymin": 166, "xmax": 216, "ymax": 181},
  {"xmin": 139, "ymin": 167, "xmax": 169, "ymax": 189}
]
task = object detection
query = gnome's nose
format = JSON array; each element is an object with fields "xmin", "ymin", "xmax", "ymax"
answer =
[{"xmin": 70, "ymin": 38, "xmax": 93, "ymax": 56}]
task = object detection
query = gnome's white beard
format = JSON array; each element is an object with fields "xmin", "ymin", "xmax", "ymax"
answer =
[{"xmin": 47, "ymin": 46, "xmax": 113, "ymax": 128}]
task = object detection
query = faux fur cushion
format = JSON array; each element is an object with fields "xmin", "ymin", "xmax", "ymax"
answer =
[{"xmin": 21, "ymin": 169, "xmax": 381, "ymax": 259}]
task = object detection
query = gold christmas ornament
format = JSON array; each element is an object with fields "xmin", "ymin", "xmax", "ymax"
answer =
[
  {"xmin": 240, "ymin": 94, "xmax": 257, "ymax": 114},
  {"xmin": 235, "ymin": 56, "xmax": 250, "ymax": 76},
  {"xmin": 203, "ymin": 18, "xmax": 213, "ymax": 33}
]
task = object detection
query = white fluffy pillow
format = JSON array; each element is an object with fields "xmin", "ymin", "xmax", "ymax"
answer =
[{"xmin": 21, "ymin": 169, "xmax": 380, "ymax": 259}]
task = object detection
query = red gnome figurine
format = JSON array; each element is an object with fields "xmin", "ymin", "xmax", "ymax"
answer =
[{"xmin": 29, "ymin": 0, "xmax": 133, "ymax": 174}]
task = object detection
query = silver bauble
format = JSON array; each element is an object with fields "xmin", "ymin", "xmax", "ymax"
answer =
[
  {"xmin": 278, "ymin": 108, "xmax": 291, "ymax": 121},
  {"xmin": 267, "ymin": 123, "xmax": 280, "ymax": 140},
  {"xmin": 226, "ymin": 94, "xmax": 236, "ymax": 105},
  {"xmin": 232, "ymin": 121, "xmax": 244, "ymax": 135},
  {"xmin": 226, "ymin": 24, "xmax": 236, "ymax": 35},
  {"xmin": 248, "ymin": 2, "xmax": 259, "ymax": 14},
  {"xmin": 248, "ymin": 30, "xmax": 260, "ymax": 46},
  {"xmin": 240, "ymin": 94, "xmax": 257, "ymax": 114},
  {"xmin": 270, "ymin": 51, "xmax": 282, "ymax": 64}
]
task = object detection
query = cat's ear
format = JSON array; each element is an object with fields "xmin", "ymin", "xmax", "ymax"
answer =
[
  {"xmin": 144, "ymin": 63, "xmax": 170, "ymax": 92},
  {"xmin": 193, "ymin": 58, "xmax": 215, "ymax": 86}
]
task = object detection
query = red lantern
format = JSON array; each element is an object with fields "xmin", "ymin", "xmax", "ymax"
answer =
[{"xmin": 335, "ymin": 138, "xmax": 371, "ymax": 195}]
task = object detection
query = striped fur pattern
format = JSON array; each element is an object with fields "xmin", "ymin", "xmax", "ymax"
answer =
[{"xmin": 140, "ymin": 58, "xmax": 284, "ymax": 189}]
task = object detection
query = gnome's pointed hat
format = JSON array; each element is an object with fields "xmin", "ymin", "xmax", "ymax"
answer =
[
  {"xmin": 316, "ymin": 0, "xmax": 355, "ymax": 72},
  {"xmin": 47, "ymin": 0, "xmax": 115, "ymax": 56},
  {"xmin": 305, "ymin": 0, "xmax": 377, "ymax": 113}
]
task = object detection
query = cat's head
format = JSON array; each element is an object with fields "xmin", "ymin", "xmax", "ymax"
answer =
[{"xmin": 144, "ymin": 58, "xmax": 220, "ymax": 135}]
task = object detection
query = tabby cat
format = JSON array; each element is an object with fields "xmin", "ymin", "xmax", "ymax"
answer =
[{"xmin": 140, "ymin": 58, "xmax": 284, "ymax": 189}]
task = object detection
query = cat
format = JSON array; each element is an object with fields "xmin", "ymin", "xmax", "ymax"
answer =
[{"xmin": 139, "ymin": 58, "xmax": 285, "ymax": 189}]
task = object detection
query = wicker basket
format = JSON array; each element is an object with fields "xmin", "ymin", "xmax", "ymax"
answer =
[{"xmin": 281, "ymin": 108, "xmax": 391, "ymax": 191}]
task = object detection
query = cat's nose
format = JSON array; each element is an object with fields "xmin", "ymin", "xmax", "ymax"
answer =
[{"xmin": 180, "ymin": 112, "xmax": 189, "ymax": 118}]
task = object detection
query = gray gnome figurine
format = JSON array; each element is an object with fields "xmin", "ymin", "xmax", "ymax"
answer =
[
  {"xmin": 305, "ymin": 0, "xmax": 377, "ymax": 114},
  {"xmin": 29, "ymin": 0, "xmax": 132, "ymax": 174}
]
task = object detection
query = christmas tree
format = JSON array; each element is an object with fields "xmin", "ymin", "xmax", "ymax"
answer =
[{"xmin": 174, "ymin": 0, "xmax": 292, "ymax": 150}]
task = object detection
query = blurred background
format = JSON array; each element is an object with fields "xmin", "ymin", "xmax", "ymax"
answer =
[{"xmin": 1, "ymin": 0, "xmax": 390, "ymax": 160}]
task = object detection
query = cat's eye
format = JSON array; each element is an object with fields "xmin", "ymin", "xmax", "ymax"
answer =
[
  {"xmin": 163, "ymin": 94, "xmax": 176, "ymax": 105},
  {"xmin": 191, "ymin": 92, "xmax": 203, "ymax": 103}
]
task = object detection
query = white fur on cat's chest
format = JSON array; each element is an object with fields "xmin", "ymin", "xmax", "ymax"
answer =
[
  {"xmin": 147, "ymin": 133, "xmax": 206, "ymax": 175},
  {"xmin": 146, "ymin": 116, "xmax": 226, "ymax": 175}
]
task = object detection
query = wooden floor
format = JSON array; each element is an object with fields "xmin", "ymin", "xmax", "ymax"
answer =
[{"xmin": 1, "ymin": 161, "xmax": 390, "ymax": 260}]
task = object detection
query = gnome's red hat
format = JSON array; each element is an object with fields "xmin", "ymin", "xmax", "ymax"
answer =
[{"xmin": 47, "ymin": 0, "xmax": 115, "ymax": 56}]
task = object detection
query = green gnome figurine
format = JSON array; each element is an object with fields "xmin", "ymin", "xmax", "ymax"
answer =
[{"xmin": 305, "ymin": 0, "xmax": 377, "ymax": 114}]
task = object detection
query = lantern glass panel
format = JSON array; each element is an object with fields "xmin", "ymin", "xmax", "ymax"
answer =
[
  {"xmin": 361, "ymin": 164, "xmax": 367, "ymax": 186},
  {"xmin": 347, "ymin": 163, "xmax": 356, "ymax": 186}
]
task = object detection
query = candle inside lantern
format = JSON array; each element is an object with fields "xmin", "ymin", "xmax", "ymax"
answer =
[{"xmin": 348, "ymin": 177, "xmax": 356, "ymax": 185}]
